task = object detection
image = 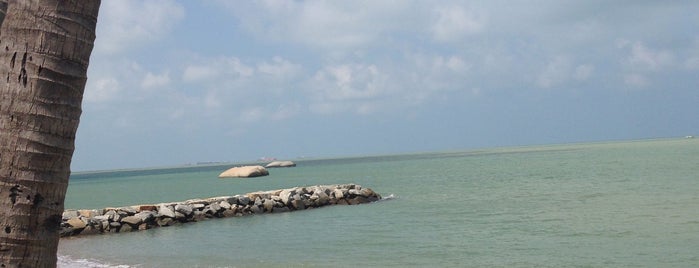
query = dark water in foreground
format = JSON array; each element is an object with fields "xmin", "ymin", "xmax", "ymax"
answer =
[{"xmin": 58, "ymin": 138, "xmax": 699, "ymax": 267}]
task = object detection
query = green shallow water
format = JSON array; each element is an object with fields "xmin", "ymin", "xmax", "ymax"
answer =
[{"xmin": 58, "ymin": 138, "xmax": 699, "ymax": 267}]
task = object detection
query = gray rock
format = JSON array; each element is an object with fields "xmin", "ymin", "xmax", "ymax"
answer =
[
  {"xmin": 222, "ymin": 209, "xmax": 237, "ymax": 217},
  {"xmin": 174, "ymin": 211, "xmax": 186, "ymax": 220},
  {"xmin": 219, "ymin": 201, "xmax": 231, "ymax": 210},
  {"xmin": 254, "ymin": 197, "xmax": 263, "ymax": 207},
  {"xmin": 81, "ymin": 225, "xmax": 100, "ymax": 235},
  {"xmin": 248, "ymin": 192, "xmax": 272, "ymax": 200},
  {"xmin": 279, "ymin": 189, "xmax": 293, "ymax": 205},
  {"xmin": 226, "ymin": 196, "xmax": 239, "ymax": 205},
  {"xmin": 291, "ymin": 199, "xmax": 305, "ymax": 210},
  {"xmin": 134, "ymin": 211, "xmax": 156, "ymax": 222},
  {"xmin": 115, "ymin": 211, "xmax": 129, "ymax": 219},
  {"xmin": 229, "ymin": 204, "xmax": 239, "ymax": 214},
  {"xmin": 157, "ymin": 217, "xmax": 174, "ymax": 227},
  {"xmin": 333, "ymin": 189, "xmax": 344, "ymax": 199},
  {"xmin": 262, "ymin": 200, "xmax": 274, "ymax": 212},
  {"xmin": 359, "ymin": 188, "xmax": 375, "ymax": 197},
  {"xmin": 158, "ymin": 205, "xmax": 176, "ymax": 218},
  {"xmin": 303, "ymin": 199, "xmax": 313, "ymax": 208},
  {"xmin": 249, "ymin": 205, "xmax": 262, "ymax": 214},
  {"xmin": 93, "ymin": 215, "xmax": 109, "ymax": 221},
  {"xmin": 209, "ymin": 202, "xmax": 221, "ymax": 213},
  {"xmin": 118, "ymin": 207, "xmax": 137, "ymax": 215},
  {"xmin": 348, "ymin": 196, "xmax": 368, "ymax": 205},
  {"xmin": 348, "ymin": 189, "xmax": 361, "ymax": 196},
  {"xmin": 62, "ymin": 210, "xmax": 79, "ymax": 220},
  {"xmin": 78, "ymin": 209, "xmax": 102, "ymax": 218},
  {"xmin": 105, "ymin": 210, "xmax": 120, "ymax": 221},
  {"xmin": 121, "ymin": 216, "xmax": 142, "ymax": 225},
  {"xmin": 175, "ymin": 204, "xmax": 193, "ymax": 216},
  {"xmin": 192, "ymin": 210, "xmax": 206, "ymax": 221},
  {"xmin": 315, "ymin": 191, "xmax": 330, "ymax": 206},
  {"xmin": 185, "ymin": 199, "xmax": 207, "ymax": 205},
  {"xmin": 237, "ymin": 195, "xmax": 250, "ymax": 205},
  {"xmin": 273, "ymin": 206, "xmax": 290, "ymax": 213},
  {"xmin": 66, "ymin": 217, "xmax": 86, "ymax": 229},
  {"xmin": 120, "ymin": 224, "xmax": 133, "ymax": 232}
]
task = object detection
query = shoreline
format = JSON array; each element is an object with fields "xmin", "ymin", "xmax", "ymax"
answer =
[{"xmin": 60, "ymin": 184, "xmax": 381, "ymax": 238}]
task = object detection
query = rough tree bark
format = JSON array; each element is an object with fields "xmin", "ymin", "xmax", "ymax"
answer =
[{"xmin": 0, "ymin": 0, "xmax": 100, "ymax": 267}]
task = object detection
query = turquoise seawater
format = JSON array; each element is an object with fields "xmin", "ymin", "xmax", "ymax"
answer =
[{"xmin": 58, "ymin": 138, "xmax": 699, "ymax": 267}]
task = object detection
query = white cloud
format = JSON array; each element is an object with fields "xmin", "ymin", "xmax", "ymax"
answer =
[
  {"xmin": 270, "ymin": 103, "xmax": 302, "ymax": 121},
  {"xmin": 240, "ymin": 107, "xmax": 265, "ymax": 123},
  {"xmin": 182, "ymin": 57, "xmax": 254, "ymax": 83},
  {"xmin": 215, "ymin": 0, "xmax": 422, "ymax": 52},
  {"xmin": 257, "ymin": 57, "xmax": 303, "ymax": 78},
  {"xmin": 616, "ymin": 41, "xmax": 676, "ymax": 88},
  {"xmin": 95, "ymin": 0, "xmax": 185, "ymax": 55},
  {"xmin": 241, "ymin": 104, "xmax": 302, "ymax": 122},
  {"xmin": 537, "ymin": 57, "xmax": 595, "ymax": 88},
  {"xmin": 574, "ymin": 64, "xmax": 595, "ymax": 81},
  {"xmin": 203, "ymin": 90, "xmax": 221, "ymax": 110},
  {"xmin": 408, "ymin": 54, "xmax": 471, "ymax": 96},
  {"xmin": 624, "ymin": 41, "xmax": 674, "ymax": 71},
  {"xmin": 537, "ymin": 57, "xmax": 571, "ymax": 89},
  {"xmin": 141, "ymin": 71, "xmax": 171, "ymax": 89},
  {"xmin": 624, "ymin": 73, "xmax": 649, "ymax": 87},
  {"xmin": 431, "ymin": 6, "xmax": 486, "ymax": 42},
  {"xmin": 686, "ymin": 57, "xmax": 699, "ymax": 70},
  {"xmin": 307, "ymin": 64, "xmax": 391, "ymax": 115},
  {"xmin": 183, "ymin": 65, "xmax": 219, "ymax": 82},
  {"xmin": 310, "ymin": 64, "xmax": 385, "ymax": 101},
  {"xmin": 84, "ymin": 77, "xmax": 120, "ymax": 103},
  {"xmin": 685, "ymin": 38, "xmax": 699, "ymax": 70},
  {"xmin": 446, "ymin": 56, "xmax": 468, "ymax": 72}
]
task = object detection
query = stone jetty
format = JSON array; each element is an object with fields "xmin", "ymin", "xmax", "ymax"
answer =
[{"xmin": 60, "ymin": 184, "xmax": 381, "ymax": 237}]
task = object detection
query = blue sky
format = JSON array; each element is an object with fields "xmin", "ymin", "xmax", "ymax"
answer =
[{"xmin": 72, "ymin": 0, "xmax": 699, "ymax": 171}]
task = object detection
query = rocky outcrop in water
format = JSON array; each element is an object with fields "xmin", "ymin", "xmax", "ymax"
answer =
[
  {"xmin": 265, "ymin": 161, "xmax": 296, "ymax": 168},
  {"xmin": 218, "ymin": 165, "xmax": 269, "ymax": 178},
  {"xmin": 60, "ymin": 184, "xmax": 381, "ymax": 237}
]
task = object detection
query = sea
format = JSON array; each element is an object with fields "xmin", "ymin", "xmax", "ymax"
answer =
[{"xmin": 57, "ymin": 138, "xmax": 699, "ymax": 267}]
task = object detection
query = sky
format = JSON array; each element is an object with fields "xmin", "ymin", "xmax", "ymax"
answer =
[{"xmin": 72, "ymin": 0, "xmax": 699, "ymax": 171}]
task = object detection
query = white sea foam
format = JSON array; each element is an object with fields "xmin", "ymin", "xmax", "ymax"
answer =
[{"xmin": 57, "ymin": 255, "xmax": 134, "ymax": 268}]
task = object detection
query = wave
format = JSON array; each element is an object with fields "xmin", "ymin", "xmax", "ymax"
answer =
[
  {"xmin": 380, "ymin": 193, "xmax": 396, "ymax": 200},
  {"xmin": 57, "ymin": 255, "xmax": 134, "ymax": 268}
]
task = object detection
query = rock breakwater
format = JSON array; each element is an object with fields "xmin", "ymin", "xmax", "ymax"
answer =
[{"xmin": 60, "ymin": 184, "xmax": 381, "ymax": 237}]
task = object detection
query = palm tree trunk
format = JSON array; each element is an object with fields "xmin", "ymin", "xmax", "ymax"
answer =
[{"xmin": 0, "ymin": 0, "xmax": 100, "ymax": 267}]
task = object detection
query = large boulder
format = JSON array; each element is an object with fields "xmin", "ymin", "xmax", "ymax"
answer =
[
  {"xmin": 218, "ymin": 166, "xmax": 269, "ymax": 178},
  {"xmin": 66, "ymin": 217, "xmax": 86, "ymax": 229},
  {"xmin": 158, "ymin": 205, "xmax": 176, "ymax": 218},
  {"xmin": 265, "ymin": 161, "xmax": 296, "ymax": 168},
  {"xmin": 121, "ymin": 216, "xmax": 143, "ymax": 226}
]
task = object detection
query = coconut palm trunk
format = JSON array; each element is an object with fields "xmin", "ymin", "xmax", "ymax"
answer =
[{"xmin": 0, "ymin": 0, "xmax": 100, "ymax": 267}]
